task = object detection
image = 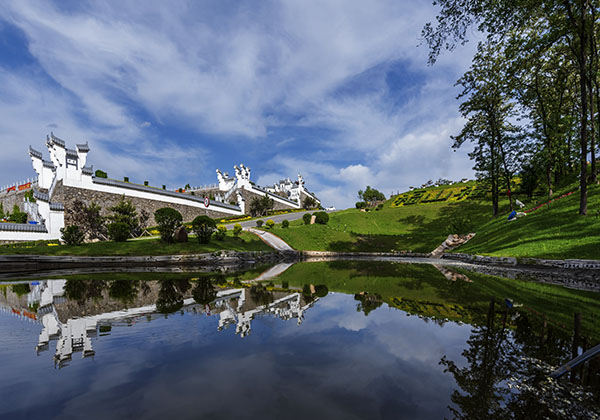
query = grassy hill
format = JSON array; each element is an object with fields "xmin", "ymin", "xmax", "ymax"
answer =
[{"xmin": 266, "ymin": 180, "xmax": 599, "ymax": 259}]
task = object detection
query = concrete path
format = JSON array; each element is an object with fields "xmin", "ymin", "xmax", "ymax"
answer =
[
  {"xmin": 245, "ymin": 228, "xmax": 295, "ymax": 251},
  {"xmin": 224, "ymin": 210, "xmax": 321, "ymax": 229}
]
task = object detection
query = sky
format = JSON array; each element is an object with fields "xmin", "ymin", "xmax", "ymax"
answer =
[{"xmin": 0, "ymin": 0, "xmax": 478, "ymax": 209}]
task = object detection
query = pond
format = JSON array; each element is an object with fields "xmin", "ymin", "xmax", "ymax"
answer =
[{"xmin": 1, "ymin": 261, "xmax": 599, "ymax": 419}]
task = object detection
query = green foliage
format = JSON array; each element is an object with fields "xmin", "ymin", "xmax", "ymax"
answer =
[
  {"xmin": 11, "ymin": 283, "xmax": 31, "ymax": 297},
  {"xmin": 233, "ymin": 223, "xmax": 243, "ymax": 238},
  {"xmin": 256, "ymin": 220, "xmax": 264, "ymax": 227},
  {"xmin": 266, "ymin": 219, "xmax": 275, "ymax": 229},
  {"xmin": 61, "ymin": 225, "xmax": 85, "ymax": 245},
  {"xmin": 108, "ymin": 222, "xmax": 130, "ymax": 242},
  {"xmin": 302, "ymin": 196, "xmax": 317, "ymax": 209},
  {"xmin": 154, "ymin": 207, "xmax": 183, "ymax": 243},
  {"xmin": 191, "ymin": 215, "xmax": 216, "ymax": 244},
  {"xmin": 24, "ymin": 189, "xmax": 35, "ymax": 203},
  {"xmin": 108, "ymin": 197, "xmax": 138, "ymax": 236},
  {"xmin": 355, "ymin": 201, "xmax": 366, "ymax": 209},
  {"xmin": 9, "ymin": 205, "xmax": 27, "ymax": 223},
  {"xmin": 95, "ymin": 169, "xmax": 107, "ymax": 178},
  {"xmin": 0, "ymin": 202, "xmax": 3, "ymax": 219},
  {"xmin": 248, "ymin": 195, "xmax": 274, "ymax": 217},
  {"xmin": 519, "ymin": 163, "xmax": 540, "ymax": 200},
  {"xmin": 214, "ymin": 225, "xmax": 227, "ymax": 241},
  {"xmin": 358, "ymin": 186, "xmax": 385, "ymax": 203},
  {"xmin": 281, "ymin": 219, "xmax": 290, "ymax": 228},
  {"xmin": 302, "ymin": 213, "xmax": 312, "ymax": 225},
  {"xmin": 67, "ymin": 200, "xmax": 106, "ymax": 240},
  {"xmin": 313, "ymin": 211, "xmax": 329, "ymax": 225},
  {"xmin": 376, "ymin": 204, "xmax": 384, "ymax": 211}
]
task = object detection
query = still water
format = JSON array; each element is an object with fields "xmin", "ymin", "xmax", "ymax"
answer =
[{"xmin": 1, "ymin": 261, "xmax": 599, "ymax": 419}]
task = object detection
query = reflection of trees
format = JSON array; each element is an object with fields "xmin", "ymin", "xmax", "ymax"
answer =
[
  {"xmin": 354, "ymin": 292, "xmax": 382, "ymax": 316},
  {"xmin": 192, "ymin": 277, "xmax": 216, "ymax": 305},
  {"xmin": 108, "ymin": 279, "xmax": 139, "ymax": 303},
  {"xmin": 441, "ymin": 299, "xmax": 600, "ymax": 419},
  {"xmin": 156, "ymin": 279, "xmax": 191, "ymax": 313},
  {"xmin": 64, "ymin": 279, "xmax": 108, "ymax": 304},
  {"xmin": 249, "ymin": 284, "xmax": 274, "ymax": 306}
]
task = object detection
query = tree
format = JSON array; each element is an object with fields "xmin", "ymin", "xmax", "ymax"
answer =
[
  {"xmin": 66, "ymin": 199, "xmax": 106, "ymax": 241},
  {"xmin": 302, "ymin": 196, "xmax": 317, "ymax": 209},
  {"xmin": 8, "ymin": 205, "xmax": 27, "ymax": 223},
  {"xmin": 60, "ymin": 225, "xmax": 85, "ymax": 245},
  {"xmin": 108, "ymin": 197, "xmax": 139, "ymax": 237},
  {"xmin": 358, "ymin": 186, "xmax": 385, "ymax": 205},
  {"xmin": 154, "ymin": 207, "xmax": 183, "ymax": 243},
  {"xmin": 191, "ymin": 215, "xmax": 216, "ymax": 243},
  {"xmin": 233, "ymin": 223, "xmax": 243, "ymax": 238},
  {"xmin": 248, "ymin": 195, "xmax": 274, "ymax": 217},
  {"xmin": 192, "ymin": 277, "xmax": 216, "ymax": 305}
]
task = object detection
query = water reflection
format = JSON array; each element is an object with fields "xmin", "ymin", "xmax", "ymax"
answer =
[{"xmin": 1, "ymin": 276, "xmax": 320, "ymax": 368}]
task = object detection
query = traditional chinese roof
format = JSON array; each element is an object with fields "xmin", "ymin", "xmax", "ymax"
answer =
[
  {"xmin": 0, "ymin": 222, "xmax": 47, "ymax": 233},
  {"xmin": 49, "ymin": 203, "xmax": 64, "ymax": 211},
  {"xmin": 81, "ymin": 166, "xmax": 93, "ymax": 175},
  {"xmin": 76, "ymin": 142, "xmax": 90, "ymax": 152},
  {"xmin": 49, "ymin": 132, "xmax": 65, "ymax": 148},
  {"xmin": 42, "ymin": 160, "xmax": 55, "ymax": 169},
  {"xmin": 33, "ymin": 189, "xmax": 49, "ymax": 202},
  {"xmin": 29, "ymin": 146, "xmax": 43, "ymax": 160},
  {"xmin": 65, "ymin": 148, "xmax": 78, "ymax": 158}
]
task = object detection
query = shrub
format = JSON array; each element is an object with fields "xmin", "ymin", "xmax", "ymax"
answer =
[
  {"xmin": 124, "ymin": 176, "xmax": 129, "ymax": 182},
  {"xmin": 191, "ymin": 215, "xmax": 216, "ymax": 244},
  {"xmin": 214, "ymin": 225, "xmax": 227, "ymax": 241},
  {"xmin": 233, "ymin": 223, "xmax": 243, "ymax": 238},
  {"xmin": 9, "ymin": 205, "xmax": 27, "ymax": 223},
  {"xmin": 249, "ymin": 195, "xmax": 274, "ymax": 217},
  {"xmin": 108, "ymin": 222, "xmax": 130, "ymax": 242},
  {"xmin": 0, "ymin": 202, "xmax": 3, "ymax": 219},
  {"xmin": 376, "ymin": 203, "xmax": 384, "ymax": 211},
  {"xmin": 355, "ymin": 201, "xmax": 366, "ymax": 209},
  {"xmin": 154, "ymin": 208, "xmax": 183, "ymax": 243},
  {"xmin": 281, "ymin": 281, "xmax": 289, "ymax": 289},
  {"xmin": 108, "ymin": 197, "xmax": 138, "ymax": 236},
  {"xmin": 61, "ymin": 225, "xmax": 85, "ymax": 245},
  {"xmin": 313, "ymin": 211, "xmax": 329, "ymax": 225},
  {"xmin": 302, "ymin": 213, "xmax": 312, "ymax": 225},
  {"xmin": 66, "ymin": 200, "xmax": 106, "ymax": 241},
  {"xmin": 281, "ymin": 219, "xmax": 290, "ymax": 228},
  {"xmin": 256, "ymin": 220, "xmax": 264, "ymax": 227},
  {"xmin": 266, "ymin": 219, "xmax": 275, "ymax": 229},
  {"xmin": 94, "ymin": 169, "xmax": 107, "ymax": 178}
]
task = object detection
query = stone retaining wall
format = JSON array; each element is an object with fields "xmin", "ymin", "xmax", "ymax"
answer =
[
  {"xmin": 0, "ymin": 189, "xmax": 28, "ymax": 215},
  {"xmin": 53, "ymin": 182, "xmax": 234, "ymax": 225},
  {"xmin": 444, "ymin": 253, "xmax": 600, "ymax": 270}
]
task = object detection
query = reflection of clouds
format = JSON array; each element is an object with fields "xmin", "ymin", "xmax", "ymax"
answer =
[{"xmin": 1, "ymin": 292, "xmax": 468, "ymax": 419}]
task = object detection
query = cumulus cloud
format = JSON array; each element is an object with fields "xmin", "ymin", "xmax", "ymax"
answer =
[{"xmin": 0, "ymin": 0, "xmax": 477, "ymax": 207}]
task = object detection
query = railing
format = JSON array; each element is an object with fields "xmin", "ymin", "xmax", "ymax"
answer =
[
  {"xmin": 23, "ymin": 200, "xmax": 43, "ymax": 223},
  {"xmin": 1, "ymin": 177, "xmax": 38, "ymax": 194}
]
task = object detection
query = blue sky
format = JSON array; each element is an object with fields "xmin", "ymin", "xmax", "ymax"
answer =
[{"xmin": 0, "ymin": 0, "xmax": 477, "ymax": 208}]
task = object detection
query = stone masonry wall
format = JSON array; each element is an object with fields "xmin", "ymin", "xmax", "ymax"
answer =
[
  {"xmin": 52, "ymin": 182, "xmax": 238, "ymax": 226},
  {"xmin": 241, "ymin": 188, "xmax": 297, "ymax": 212},
  {"xmin": 0, "ymin": 189, "xmax": 28, "ymax": 216}
]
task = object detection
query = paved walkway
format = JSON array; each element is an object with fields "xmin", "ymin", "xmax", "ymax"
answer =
[
  {"xmin": 245, "ymin": 228, "xmax": 295, "ymax": 251},
  {"xmin": 223, "ymin": 211, "xmax": 315, "ymax": 229}
]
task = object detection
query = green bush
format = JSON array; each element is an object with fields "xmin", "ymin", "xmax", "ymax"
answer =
[
  {"xmin": 355, "ymin": 201, "xmax": 366, "ymax": 209},
  {"xmin": 191, "ymin": 215, "xmax": 216, "ymax": 244},
  {"xmin": 9, "ymin": 205, "xmax": 27, "ymax": 223},
  {"xmin": 376, "ymin": 203, "xmax": 384, "ymax": 211},
  {"xmin": 302, "ymin": 213, "xmax": 312, "ymax": 225},
  {"xmin": 302, "ymin": 196, "xmax": 317, "ymax": 209},
  {"xmin": 447, "ymin": 216, "xmax": 473, "ymax": 235},
  {"xmin": 0, "ymin": 202, "xmax": 4, "ymax": 219},
  {"xmin": 233, "ymin": 223, "xmax": 243, "ymax": 238},
  {"xmin": 95, "ymin": 169, "xmax": 107, "ymax": 178},
  {"xmin": 61, "ymin": 225, "xmax": 85, "ymax": 245},
  {"xmin": 281, "ymin": 219, "xmax": 290, "ymax": 228},
  {"xmin": 313, "ymin": 211, "xmax": 329, "ymax": 225},
  {"xmin": 154, "ymin": 207, "xmax": 183, "ymax": 243},
  {"xmin": 214, "ymin": 225, "xmax": 227, "ymax": 241},
  {"xmin": 256, "ymin": 220, "xmax": 264, "ymax": 227},
  {"xmin": 266, "ymin": 219, "xmax": 275, "ymax": 229},
  {"xmin": 108, "ymin": 197, "xmax": 138, "ymax": 236},
  {"xmin": 108, "ymin": 222, "xmax": 130, "ymax": 242}
]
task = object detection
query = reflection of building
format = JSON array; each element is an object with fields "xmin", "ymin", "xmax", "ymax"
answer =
[
  {"xmin": 215, "ymin": 288, "xmax": 317, "ymax": 337},
  {"xmin": 0, "ymin": 279, "xmax": 318, "ymax": 367}
]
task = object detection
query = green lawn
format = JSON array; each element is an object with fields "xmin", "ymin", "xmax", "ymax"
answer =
[
  {"xmin": 0, "ymin": 231, "xmax": 271, "ymax": 256},
  {"xmin": 267, "ymin": 198, "xmax": 499, "ymax": 253},
  {"xmin": 456, "ymin": 184, "xmax": 600, "ymax": 260}
]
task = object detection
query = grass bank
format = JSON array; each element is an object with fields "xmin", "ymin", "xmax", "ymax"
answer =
[
  {"xmin": 455, "ymin": 184, "xmax": 600, "ymax": 260},
  {"xmin": 0, "ymin": 231, "xmax": 271, "ymax": 256}
]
